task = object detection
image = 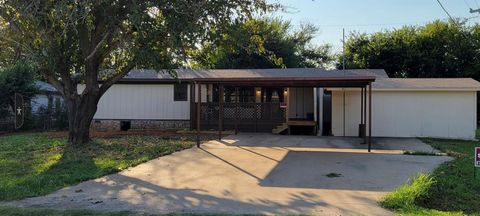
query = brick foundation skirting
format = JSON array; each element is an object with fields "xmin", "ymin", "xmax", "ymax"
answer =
[{"xmin": 92, "ymin": 119, "xmax": 189, "ymax": 131}]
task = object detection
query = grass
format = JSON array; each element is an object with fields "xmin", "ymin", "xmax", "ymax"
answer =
[
  {"xmin": 402, "ymin": 151, "xmax": 447, "ymax": 156},
  {"xmin": 0, "ymin": 133, "xmax": 194, "ymax": 201},
  {"xmin": 0, "ymin": 206, "xmax": 223, "ymax": 216},
  {"xmin": 0, "ymin": 206, "xmax": 136, "ymax": 216},
  {"xmin": 381, "ymin": 174, "xmax": 435, "ymax": 210},
  {"xmin": 380, "ymin": 136, "xmax": 480, "ymax": 215}
]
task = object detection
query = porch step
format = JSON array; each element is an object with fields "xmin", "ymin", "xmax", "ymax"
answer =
[{"xmin": 272, "ymin": 123, "xmax": 288, "ymax": 134}]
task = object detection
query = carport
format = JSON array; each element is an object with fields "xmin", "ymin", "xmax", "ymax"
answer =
[{"xmin": 192, "ymin": 74, "xmax": 376, "ymax": 152}]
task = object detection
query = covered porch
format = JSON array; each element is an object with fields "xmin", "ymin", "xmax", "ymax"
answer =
[{"xmin": 191, "ymin": 75, "xmax": 376, "ymax": 151}]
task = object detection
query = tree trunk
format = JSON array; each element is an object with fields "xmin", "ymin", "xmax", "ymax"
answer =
[{"xmin": 65, "ymin": 93, "xmax": 100, "ymax": 145}]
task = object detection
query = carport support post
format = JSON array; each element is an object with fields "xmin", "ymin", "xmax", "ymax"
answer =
[
  {"xmin": 190, "ymin": 82, "xmax": 195, "ymax": 130},
  {"xmin": 197, "ymin": 82, "xmax": 201, "ymax": 147},
  {"xmin": 361, "ymin": 87, "xmax": 363, "ymax": 123},
  {"xmin": 234, "ymin": 87, "xmax": 239, "ymax": 135},
  {"xmin": 368, "ymin": 83, "xmax": 372, "ymax": 152},
  {"xmin": 363, "ymin": 85, "xmax": 367, "ymax": 144},
  {"xmin": 360, "ymin": 87, "xmax": 364, "ymax": 140},
  {"xmin": 218, "ymin": 84, "xmax": 224, "ymax": 140}
]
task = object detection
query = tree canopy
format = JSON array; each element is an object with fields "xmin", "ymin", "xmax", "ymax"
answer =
[
  {"xmin": 342, "ymin": 20, "xmax": 480, "ymax": 79},
  {"xmin": 0, "ymin": 0, "xmax": 276, "ymax": 144},
  {"xmin": 193, "ymin": 18, "xmax": 333, "ymax": 69},
  {"xmin": 0, "ymin": 62, "xmax": 38, "ymax": 119}
]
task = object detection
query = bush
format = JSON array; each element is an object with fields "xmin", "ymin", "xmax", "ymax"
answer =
[
  {"xmin": 32, "ymin": 101, "xmax": 68, "ymax": 131},
  {"xmin": 0, "ymin": 62, "xmax": 38, "ymax": 131}
]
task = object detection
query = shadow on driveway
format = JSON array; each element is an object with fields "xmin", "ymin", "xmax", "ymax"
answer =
[
  {"xmin": 9, "ymin": 134, "xmax": 451, "ymax": 215},
  {"xmin": 259, "ymin": 150, "xmax": 450, "ymax": 191}
]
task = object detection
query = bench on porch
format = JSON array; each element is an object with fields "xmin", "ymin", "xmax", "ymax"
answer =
[{"xmin": 287, "ymin": 119, "xmax": 317, "ymax": 135}]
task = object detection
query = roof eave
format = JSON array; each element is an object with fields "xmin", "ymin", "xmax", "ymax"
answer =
[{"xmin": 329, "ymin": 87, "xmax": 480, "ymax": 91}]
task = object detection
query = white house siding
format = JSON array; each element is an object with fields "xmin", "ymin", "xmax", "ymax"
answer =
[
  {"xmin": 331, "ymin": 90, "xmax": 477, "ymax": 139},
  {"xmin": 79, "ymin": 84, "xmax": 190, "ymax": 120}
]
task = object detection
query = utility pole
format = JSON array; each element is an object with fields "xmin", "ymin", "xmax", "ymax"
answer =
[
  {"xmin": 342, "ymin": 28, "xmax": 346, "ymax": 137},
  {"xmin": 342, "ymin": 28, "xmax": 346, "ymax": 71},
  {"xmin": 470, "ymin": 8, "xmax": 480, "ymax": 14}
]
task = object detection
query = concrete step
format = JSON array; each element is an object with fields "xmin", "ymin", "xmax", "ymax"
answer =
[{"xmin": 272, "ymin": 123, "xmax": 288, "ymax": 134}]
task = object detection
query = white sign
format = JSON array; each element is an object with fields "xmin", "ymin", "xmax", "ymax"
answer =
[{"xmin": 476, "ymin": 147, "xmax": 480, "ymax": 167}]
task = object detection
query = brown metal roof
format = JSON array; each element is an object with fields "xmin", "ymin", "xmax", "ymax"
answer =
[
  {"xmin": 123, "ymin": 68, "xmax": 387, "ymax": 80},
  {"xmin": 116, "ymin": 68, "xmax": 480, "ymax": 90},
  {"xmin": 117, "ymin": 68, "xmax": 382, "ymax": 87},
  {"xmin": 192, "ymin": 76, "xmax": 375, "ymax": 87},
  {"xmin": 373, "ymin": 78, "xmax": 480, "ymax": 90}
]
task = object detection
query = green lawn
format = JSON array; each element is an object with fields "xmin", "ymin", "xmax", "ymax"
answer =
[
  {"xmin": 0, "ymin": 206, "xmax": 136, "ymax": 216},
  {"xmin": 0, "ymin": 133, "xmax": 194, "ymax": 201},
  {"xmin": 0, "ymin": 206, "xmax": 210, "ymax": 216},
  {"xmin": 380, "ymin": 137, "xmax": 480, "ymax": 215}
]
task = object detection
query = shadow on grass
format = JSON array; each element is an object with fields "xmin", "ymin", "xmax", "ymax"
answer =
[
  {"xmin": 0, "ymin": 134, "xmax": 193, "ymax": 201},
  {"xmin": 3, "ymin": 142, "xmax": 114, "ymax": 200}
]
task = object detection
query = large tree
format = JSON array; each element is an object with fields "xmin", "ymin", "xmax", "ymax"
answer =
[
  {"xmin": 193, "ymin": 18, "xmax": 333, "ymax": 69},
  {"xmin": 0, "ymin": 18, "xmax": 22, "ymax": 69},
  {"xmin": 342, "ymin": 20, "xmax": 480, "ymax": 79},
  {"xmin": 0, "ymin": 0, "xmax": 276, "ymax": 145}
]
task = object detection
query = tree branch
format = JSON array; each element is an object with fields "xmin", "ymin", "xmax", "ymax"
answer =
[
  {"xmin": 99, "ymin": 63, "xmax": 134, "ymax": 96},
  {"xmin": 41, "ymin": 70, "xmax": 66, "ymax": 97},
  {"xmin": 84, "ymin": 31, "xmax": 110, "ymax": 62}
]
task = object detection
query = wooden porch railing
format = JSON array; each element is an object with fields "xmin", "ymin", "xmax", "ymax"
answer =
[{"xmin": 191, "ymin": 102, "xmax": 286, "ymax": 132}]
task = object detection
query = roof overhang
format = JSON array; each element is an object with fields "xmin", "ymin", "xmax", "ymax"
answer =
[
  {"xmin": 329, "ymin": 88, "xmax": 480, "ymax": 92},
  {"xmin": 192, "ymin": 76, "xmax": 376, "ymax": 87},
  {"xmin": 113, "ymin": 76, "xmax": 376, "ymax": 87}
]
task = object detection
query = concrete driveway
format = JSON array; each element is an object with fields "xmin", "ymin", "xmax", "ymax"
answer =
[{"xmin": 11, "ymin": 134, "xmax": 451, "ymax": 215}]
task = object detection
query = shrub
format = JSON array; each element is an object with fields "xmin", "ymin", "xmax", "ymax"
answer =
[{"xmin": 32, "ymin": 101, "xmax": 68, "ymax": 131}]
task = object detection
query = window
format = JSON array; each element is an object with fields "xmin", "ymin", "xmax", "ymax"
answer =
[
  {"xmin": 206, "ymin": 84, "xmax": 220, "ymax": 102},
  {"xmin": 174, "ymin": 83, "xmax": 188, "ymax": 101},
  {"xmin": 120, "ymin": 121, "xmax": 131, "ymax": 131},
  {"xmin": 224, "ymin": 86, "xmax": 255, "ymax": 102},
  {"xmin": 263, "ymin": 88, "xmax": 285, "ymax": 103}
]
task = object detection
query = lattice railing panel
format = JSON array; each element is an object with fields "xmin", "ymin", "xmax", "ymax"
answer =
[{"xmin": 195, "ymin": 102, "xmax": 286, "ymax": 132}]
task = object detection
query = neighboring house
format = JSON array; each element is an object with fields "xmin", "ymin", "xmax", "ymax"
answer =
[
  {"xmin": 85, "ymin": 68, "xmax": 480, "ymax": 140},
  {"xmin": 31, "ymin": 81, "xmax": 63, "ymax": 113},
  {"xmin": 31, "ymin": 81, "xmax": 66, "ymax": 130}
]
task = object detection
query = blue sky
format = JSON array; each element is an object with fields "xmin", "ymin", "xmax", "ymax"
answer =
[{"xmin": 272, "ymin": 0, "xmax": 478, "ymax": 53}]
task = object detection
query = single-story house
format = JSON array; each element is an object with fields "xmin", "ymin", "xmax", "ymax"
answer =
[{"xmin": 86, "ymin": 68, "xmax": 480, "ymax": 143}]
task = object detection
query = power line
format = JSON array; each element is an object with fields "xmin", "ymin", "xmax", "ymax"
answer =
[
  {"xmin": 315, "ymin": 20, "xmax": 432, "ymax": 28},
  {"xmin": 471, "ymin": 0, "xmax": 480, "ymax": 16},
  {"xmin": 436, "ymin": 0, "xmax": 456, "ymax": 22},
  {"xmin": 302, "ymin": 19, "xmax": 450, "ymax": 29},
  {"xmin": 464, "ymin": 0, "xmax": 472, "ymax": 8},
  {"xmin": 467, "ymin": 15, "xmax": 480, "ymax": 19},
  {"xmin": 468, "ymin": 0, "xmax": 480, "ymax": 15},
  {"xmin": 288, "ymin": 15, "xmax": 460, "ymax": 29},
  {"xmin": 317, "ymin": 22, "xmax": 426, "ymax": 28},
  {"xmin": 470, "ymin": 8, "xmax": 480, "ymax": 14}
]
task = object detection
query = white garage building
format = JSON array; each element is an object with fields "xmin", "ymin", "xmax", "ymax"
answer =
[
  {"xmin": 90, "ymin": 68, "xmax": 480, "ymax": 141},
  {"xmin": 330, "ymin": 78, "xmax": 479, "ymax": 139}
]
